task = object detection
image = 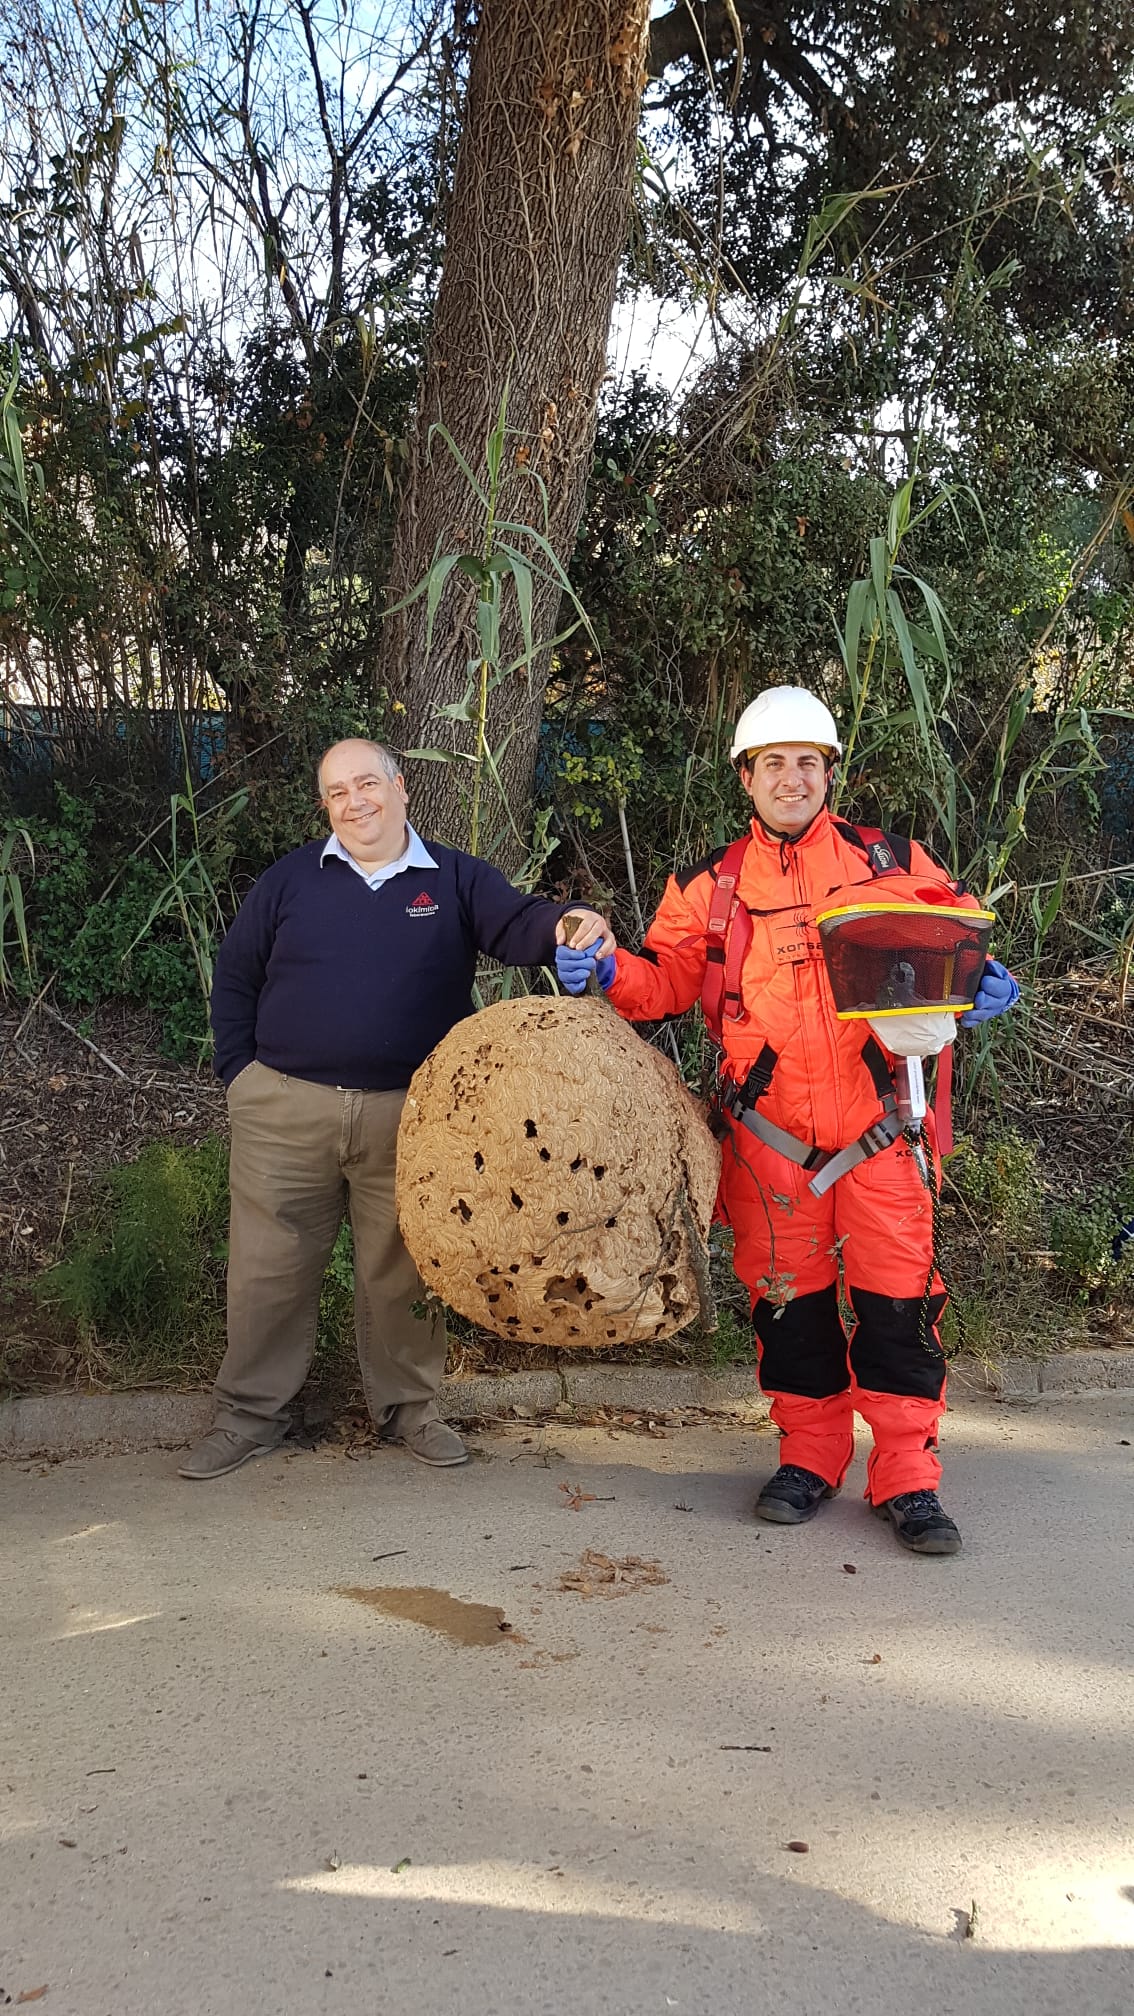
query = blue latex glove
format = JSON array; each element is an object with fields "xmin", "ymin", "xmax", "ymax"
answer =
[
  {"xmin": 555, "ymin": 944, "xmax": 595, "ymax": 994},
  {"xmin": 961, "ymin": 958, "xmax": 1020, "ymax": 1027},
  {"xmin": 554, "ymin": 945, "xmax": 616, "ymax": 995}
]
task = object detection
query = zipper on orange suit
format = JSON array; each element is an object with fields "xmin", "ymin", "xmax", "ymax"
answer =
[{"xmin": 788, "ymin": 830, "xmax": 848, "ymax": 1154}]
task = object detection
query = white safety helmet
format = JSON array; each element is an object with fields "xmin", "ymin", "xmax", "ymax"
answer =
[{"xmin": 730, "ymin": 686, "xmax": 843, "ymax": 766}]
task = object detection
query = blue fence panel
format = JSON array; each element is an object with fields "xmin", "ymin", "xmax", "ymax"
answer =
[
  {"xmin": 1101, "ymin": 727, "xmax": 1134, "ymax": 846},
  {"xmin": 0, "ymin": 707, "xmax": 229, "ymax": 783}
]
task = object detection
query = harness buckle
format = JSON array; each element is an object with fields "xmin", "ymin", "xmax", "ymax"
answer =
[{"xmin": 860, "ymin": 1119, "xmax": 899, "ymax": 1157}]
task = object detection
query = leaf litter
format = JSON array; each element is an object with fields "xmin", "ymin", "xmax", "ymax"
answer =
[
  {"xmin": 556, "ymin": 1549, "xmax": 668, "ymax": 1598},
  {"xmin": 559, "ymin": 1481, "xmax": 596, "ymax": 1510}
]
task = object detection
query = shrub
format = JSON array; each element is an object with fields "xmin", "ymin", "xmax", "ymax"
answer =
[
  {"xmin": 945, "ymin": 1131, "xmax": 1059, "ymax": 1359},
  {"xmin": 945, "ymin": 1132, "xmax": 1134, "ymax": 1352},
  {"xmin": 948, "ymin": 1131, "xmax": 1045, "ymax": 1249},
  {"xmin": 1050, "ymin": 1178, "xmax": 1134, "ymax": 1304},
  {"xmin": 37, "ymin": 1137, "xmax": 231, "ymax": 1364},
  {"xmin": 35, "ymin": 1134, "xmax": 366, "ymax": 1389}
]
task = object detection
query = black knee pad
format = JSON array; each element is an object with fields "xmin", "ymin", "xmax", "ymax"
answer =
[
  {"xmin": 754, "ymin": 1283, "xmax": 849, "ymax": 1398},
  {"xmin": 849, "ymin": 1288, "xmax": 947, "ymax": 1399}
]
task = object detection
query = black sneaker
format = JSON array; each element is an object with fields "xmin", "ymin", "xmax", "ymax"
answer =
[
  {"xmin": 874, "ymin": 1489, "xmax": 962, "ymax": 1555},
  {"xmin": 754, "ymin": 1464, "xmax": 838, "ymax": 1525}
]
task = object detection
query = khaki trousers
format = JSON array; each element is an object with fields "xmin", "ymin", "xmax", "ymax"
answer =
[{"xmin": 212, "ymin": 1062, "xmax": 446, "ymax": 1443}]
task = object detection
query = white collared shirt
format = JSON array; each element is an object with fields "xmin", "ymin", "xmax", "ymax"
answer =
[{"xmin": 320, "ymin": 823, "xmax": 438, "ymax": 892}]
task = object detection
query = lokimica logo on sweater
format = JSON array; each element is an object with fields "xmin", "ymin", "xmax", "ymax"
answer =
[{"xmin": 406, "ymin": 889, "xmax": 439, "ymax": 917}]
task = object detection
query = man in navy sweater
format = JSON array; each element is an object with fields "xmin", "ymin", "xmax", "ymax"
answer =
[{"xmin": 179, "ymin": 738, "xmax": 612, "ymax": 1479}]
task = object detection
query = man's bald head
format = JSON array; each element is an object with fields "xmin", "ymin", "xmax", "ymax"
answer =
[
  {"xmin": 318, "ymin": 739, "xmax": 409, "ymax": 868},
  {"xmin": 316, "ymin": 738, "xmax": 401, "ymax": 798}
]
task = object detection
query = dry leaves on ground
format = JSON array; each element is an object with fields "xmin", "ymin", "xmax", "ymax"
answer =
[
  {"xmin": 557, "ymin": 1549, "xmax": 668, "ymax": 1598},
  {"xmin": 558, "ymin": 1480, "xmax": 596, "ymax": 1510}
]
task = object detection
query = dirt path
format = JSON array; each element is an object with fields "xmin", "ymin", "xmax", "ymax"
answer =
[{"xmin": 2, "ymin": 1397, "xmax": 1132, "ymax": 2015}]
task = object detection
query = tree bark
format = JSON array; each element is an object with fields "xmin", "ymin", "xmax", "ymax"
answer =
[{"xmin": 378, "ymin": 0, "xmax": 651, "ymax": 860}]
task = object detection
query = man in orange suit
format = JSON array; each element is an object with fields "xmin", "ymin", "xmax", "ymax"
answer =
[{"xmin": 556, "ymin": 688, "xmax": 1018, "ymax": 1554}]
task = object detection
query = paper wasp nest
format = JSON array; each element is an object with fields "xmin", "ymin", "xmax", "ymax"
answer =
[{"xmin": 396, "ymin": 997, "xmax": 720, "ymax": 1347}]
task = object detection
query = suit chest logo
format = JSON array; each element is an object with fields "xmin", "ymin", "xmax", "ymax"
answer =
[
  {"xmin": 406, "ymin": 890, "xmax": 439, "ymax": 918},
  {"xmin": 770, "ymin": 913, "xmax": 818, "ymax": 965}
]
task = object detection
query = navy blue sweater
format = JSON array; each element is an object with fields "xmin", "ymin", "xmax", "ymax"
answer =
[{"xmin": 211, "ymin": 839, "xmax": 566, "ymax": 1089}]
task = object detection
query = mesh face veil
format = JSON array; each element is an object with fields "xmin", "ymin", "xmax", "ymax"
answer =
[{"xmin": 815, "ymin": 893, "xmax": 994, "ymax": 1021}]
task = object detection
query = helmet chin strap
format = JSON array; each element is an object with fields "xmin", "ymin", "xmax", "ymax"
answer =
[{"xmin": 753, "ymin": 809, "xmax": 821, "ymax": 844}]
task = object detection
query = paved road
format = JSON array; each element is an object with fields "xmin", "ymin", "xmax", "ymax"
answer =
[{"xmin": 2, "ymin": 1396, "xmax": 1132, "ymax": 2016}]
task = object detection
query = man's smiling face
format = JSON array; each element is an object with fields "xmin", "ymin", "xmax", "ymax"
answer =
[
  {"xmin": 320, "ymin": 740, "xmax": 409, "ymax": 866},
  {"xmin": 739, "ymin": 742, "xmax": 829, "ymax": 837}
]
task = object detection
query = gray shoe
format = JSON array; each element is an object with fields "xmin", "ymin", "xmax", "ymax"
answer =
[
  {"xmin": 755, "ymin": 1463, "xmax": 838, "ymax": 1524},
  {"xmin": 178, "ymin": 1428, "xmax": 276, "ymax": 1480},
  {"xmin": 873, "ymin": 1488, "xmax": 962, "ymax": 1555},
  {"xmin": 394, "ymin": 1410, "xmax": 469, "ymax": 1468}
]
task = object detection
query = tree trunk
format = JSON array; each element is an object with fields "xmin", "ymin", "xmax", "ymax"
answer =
[{"xmin": 378, "ymin": 0, "xmax": 651, "ymax": 861}]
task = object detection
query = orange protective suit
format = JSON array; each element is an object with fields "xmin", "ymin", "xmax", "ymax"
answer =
[{"xmin": 606, "ymin": 806, "xmax": 979, "ymax": 1503}]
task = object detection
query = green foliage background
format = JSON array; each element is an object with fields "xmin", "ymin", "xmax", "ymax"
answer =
[{"xmin": 2, "ymin": 0, "xmax": 1133, "ymax": 1377}]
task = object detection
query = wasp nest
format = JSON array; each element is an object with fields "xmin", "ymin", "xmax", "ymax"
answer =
[{"xmin": 396, "ymin": 997, "xmax": 720, "ymax": 1348}]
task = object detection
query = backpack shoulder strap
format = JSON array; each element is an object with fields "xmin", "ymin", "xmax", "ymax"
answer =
[
  {"xmin": 701, "ymin": 834, "xmax": 752, "ymax": 1041},
  {"xmin": 932, "ymin": 1042, "xmax": 954, "ymax": 1158},
  {"xmin": 831, "ymin": 819, "xmax": 913, "ymax": 877}
]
